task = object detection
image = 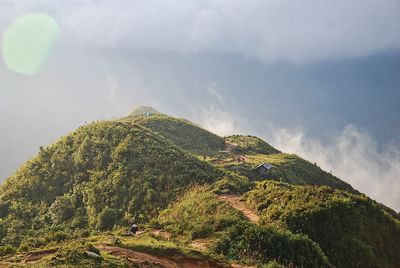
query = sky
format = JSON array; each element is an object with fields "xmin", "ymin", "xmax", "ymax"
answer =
[{"xmin": 0, "ymin": 0, "xmax": 400, "ymax": 211}]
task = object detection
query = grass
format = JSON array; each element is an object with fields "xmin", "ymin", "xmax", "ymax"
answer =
[
  {"xmin": 212, "ymin": 152, "xmax": 354, "ymax": 191},
  {"xmin": 225, "ymin": 135, "xmax": 280, "ymax": 155},
  {"xmin": 123, "ymin": 114, "xmax": 226, "ymax": 155}
]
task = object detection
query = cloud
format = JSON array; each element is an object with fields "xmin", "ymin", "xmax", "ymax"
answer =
[
  {"xmin": 270, "ymin": 125, "xmax": 400, "ymax": 211},
  {"xmin": 1, "ymin": 0, "xmax": 400, "ymax": 64},
  {"xmin": 191, "ymin": 82, "xmax": 247, "ymax": 136}
]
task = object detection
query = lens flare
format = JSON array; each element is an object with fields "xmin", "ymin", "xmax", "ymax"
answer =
[{"xmin": 1, "ymin": 13, "xmax": 60, "ymax": 75}]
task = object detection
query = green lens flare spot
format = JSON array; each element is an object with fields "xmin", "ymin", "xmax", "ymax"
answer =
[{"xmin": 1, "ymin": 13, "xmax": 60, "ymax": 75}]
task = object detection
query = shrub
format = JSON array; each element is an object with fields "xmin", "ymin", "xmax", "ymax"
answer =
[
  {"xmin": 214, "ymin": 221, "xmax": 331, "ymax": 267},
  {"xmin": 0, "ymin": 244, "xmax": 16, "ymax": 256},
  {"xmin": 97, "ymin": 207, "xmax": 117, "ymax": 231},
  {"xmin": 158, "ymin": 187, "xmax": 245, "ymax": 240}
]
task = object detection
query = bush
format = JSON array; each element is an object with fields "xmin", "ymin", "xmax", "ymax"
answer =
[
  {"xmin": 97, "ymin": 207, "xmax": 117, "ymax": 231},
  {"xmin": 214, "ymin": 221, "xmax": 331, "ymax": 267},
  {"xmin": 158, "ymin": 187, "xmax": 245, "ymax": 240},
  {"xmin": 0, "ymin": 244, "xmax": 16, "ymax": 256}
]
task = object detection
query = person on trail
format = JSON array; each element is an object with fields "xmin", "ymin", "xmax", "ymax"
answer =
[{"xmin": 130, "ymin": 223, "xmax": 138, "ymax": 235}]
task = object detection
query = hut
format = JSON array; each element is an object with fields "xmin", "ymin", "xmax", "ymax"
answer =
[{"xmin": 254, "ymin": 162, "xmax": 273, "ymax": 176}]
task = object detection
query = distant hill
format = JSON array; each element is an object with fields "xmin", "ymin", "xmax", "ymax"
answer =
[{"xmin": 0, "ymin": 106, "xmax": 399, "ymax": 267}]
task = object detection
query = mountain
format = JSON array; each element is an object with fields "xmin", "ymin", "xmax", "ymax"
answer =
[{"xmin": 0, "ymin": 107, "xmax": 399, "ymax": 267}]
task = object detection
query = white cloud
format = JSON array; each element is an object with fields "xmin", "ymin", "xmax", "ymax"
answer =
[
  {"xmin": 1, "ymin": 0, "xmax": 399, "ymax": 64},
  {"xmin": 198, "ymin": 105, "xmax": 239, "ymax": 136},
  {"xmin": 191, "ymin": 82, "xmax": 247, "ymax": 136},
  {"xmin": 271, "ymin": 125, "xmax": 400, "ymax": 211}
]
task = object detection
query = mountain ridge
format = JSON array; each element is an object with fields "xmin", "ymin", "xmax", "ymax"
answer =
[{"xmin": 0, "ymin": 107, "xmax": 399, "ymax": 267}]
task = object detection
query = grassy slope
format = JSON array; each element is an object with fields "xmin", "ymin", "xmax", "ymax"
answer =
[
  {"xmin": 215, "ymin": 152, "xmax": 354, "ymax": 192},
  {"xmin": 124, "ymin": 114, "xmax": 226, "ymax": 155},
  {"xmin": 244, "ymin": 181, "xmax": 400, "ymax": 268},
  {"xmin": 225, "ymin": 135, "xmax": 281, "ymax": 155}
]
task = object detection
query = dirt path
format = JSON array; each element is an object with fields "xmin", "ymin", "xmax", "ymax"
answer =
[
  {"xmin": 99, "ymin": 244, "xmax": 176, "ymax": 268},
  {"xmin": 0, "ymin": 261, "xmax": 14, "ymax": 268},
  {"xmin": 98, "ymin": 244, "xmax": 227, "ymax": 268},
  {"xmin": 23, "ymin": 248, "xmax": 58, "ymax": 263},
  {"xmin": 218, "ymin": 194, "xmax": 259, "ymax": 223}
]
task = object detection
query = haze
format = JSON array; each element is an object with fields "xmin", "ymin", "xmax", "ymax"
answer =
[{"xmin": 1, "ymin": 0, "xmax": 400, "ymax": 211}]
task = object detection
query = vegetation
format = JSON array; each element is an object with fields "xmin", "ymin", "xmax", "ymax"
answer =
[
  {"xmin": 244, "ymin": 181, "xmax": 400, "ymax": 267},
  {"xmin": 157, "ymin": 187, "xmax": 330, "ymax": 267},
  {"xmin": 125, "ymin": 114, "xmax": 226, "ymax": 155},
  {"xmin": 0, "ymin": 120, "xmax": 222, "ymax": 247},
  {"xmin": 157, "ymin": 187, "xmax": 246, "ymax": 240},
  {"xmin": 217, "ymin": 152, "xmax": 354, "ymax": 191},
  {"xmin": 225, "ymin": 135, "xmax": 280, "ymax": 155},
  {"xmin": 214, "ymin": 221, "xmax": 331, "ymax": 267}
]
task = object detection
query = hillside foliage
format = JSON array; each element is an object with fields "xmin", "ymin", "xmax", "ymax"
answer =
[
  {"xmin": 157, "ymin": 187, "xmax": 331, "ymax": 267},
  {"xmin": 226, "ymin": 135, "xmax": 280, "ymax": 155},
  {"xmin": 244, "ymin": 181, "xmax": 400, "ymax": 268},
  {"xmin": 0, "ymin": 120, "xmax": 222, "ymax": 247},
  {"xmin": 125, "ymin": 114, "xmax": 225, "ymax": 155}
]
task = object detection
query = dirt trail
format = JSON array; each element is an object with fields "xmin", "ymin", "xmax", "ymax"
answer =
[
  {"xmin": 23, "ymin": 248, "xmax": 58, "ymax": 263},
  {"xmin": 0, "ymin": 261, "xmax": 14, "ymax": 268},
  {"xmin": 98, "ymin": 244, "xmax": 227, "ymax": 268},
  {"xmin": 218, "ymin": 194, "xmax": 259, "ymax": 223}
]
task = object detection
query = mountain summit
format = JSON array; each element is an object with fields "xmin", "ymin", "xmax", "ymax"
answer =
[
  {"xmin": 127, "ymin": 105, "xmax": 160, "ymax": 117},
  {"xmin": 0, "ymin": 109, "xmax": 399, "ymax": 267}
]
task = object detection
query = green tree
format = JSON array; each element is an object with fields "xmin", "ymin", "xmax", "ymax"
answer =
[{"xmin": 48, "ymin": 195, "xmax": 74, "ymax": 224}]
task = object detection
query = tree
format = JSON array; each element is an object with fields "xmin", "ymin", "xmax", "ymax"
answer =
[{"xmin": 48, "ymin": 195, "xmax": 74, "ymax": 224}]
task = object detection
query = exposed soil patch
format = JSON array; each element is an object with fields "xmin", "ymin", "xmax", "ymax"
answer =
[
  {"xmin": 218, "ymin": 194, "xmax": 259, "ymax": 223},
  {"xmin": 98, "ymin": 244, "xmax": 227, "ymax": 268},
  {"xmin": 190, "ymin": 238, "xmax": 210, "ymax": 251},
  {"xmin": 231, "ymin": 264, "xmax": 257, "ymax": 268},
  {"xmin": 151, "ymin": 229, "xmax": 173, "ymax": 240},
  {"xmin": 23, "ymin": 248, "xmax": 58, "ymax": 263},
  {"xmin": 0, "ymin": 261, "xmax": 14, "ymax": 267}
]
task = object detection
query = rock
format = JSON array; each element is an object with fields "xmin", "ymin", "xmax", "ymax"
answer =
[{"xmin": 85, "ymin": 251, "xmax": 101, "ymax": 259}]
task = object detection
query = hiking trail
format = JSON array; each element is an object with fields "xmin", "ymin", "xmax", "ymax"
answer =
[{"xmin": 218, "ymin": 194, "xmax": 259, "ymax": 223}]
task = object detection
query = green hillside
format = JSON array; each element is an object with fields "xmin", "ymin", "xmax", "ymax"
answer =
[
  {"xmin": 244, "ymin": 181, "xmax": 400, "ymax": 267},
  {"xmin": 0, "ymin": 108, "xmax": 399, "ymax": 267},
  {"xmin": 124, "ymin": 113, "xmax": 226, "ymax": 155},
  {"xmin": 212, "ymin": 149, "xmax": 354, "ymax": 192},
  {"xmin": 0, "ymin": 120, "xmax": 222, "ymax": 247},
  {"xmin": 157, "ymin": 187, "xmax": 331, "ymax": 267},
  {"xmin": 226, "ymin": 135, "xmax": 281, "ymax": 155}
]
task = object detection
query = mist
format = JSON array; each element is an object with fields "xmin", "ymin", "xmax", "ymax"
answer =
[{"xmin": 271, "ymin": 126, "xmax": 400, "ymax": 212}]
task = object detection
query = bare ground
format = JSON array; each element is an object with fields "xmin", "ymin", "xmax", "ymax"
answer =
[
  {"xmin": 98, "ymin": 244, "xmax": 228, "ymax": 268},
  {"xmin": 218, "ymin": 194, "xmax": 259, "ymax": 223},
  {"xmin": 23, "ymin": 248, "xmax": 58, "ymax": 263}
]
